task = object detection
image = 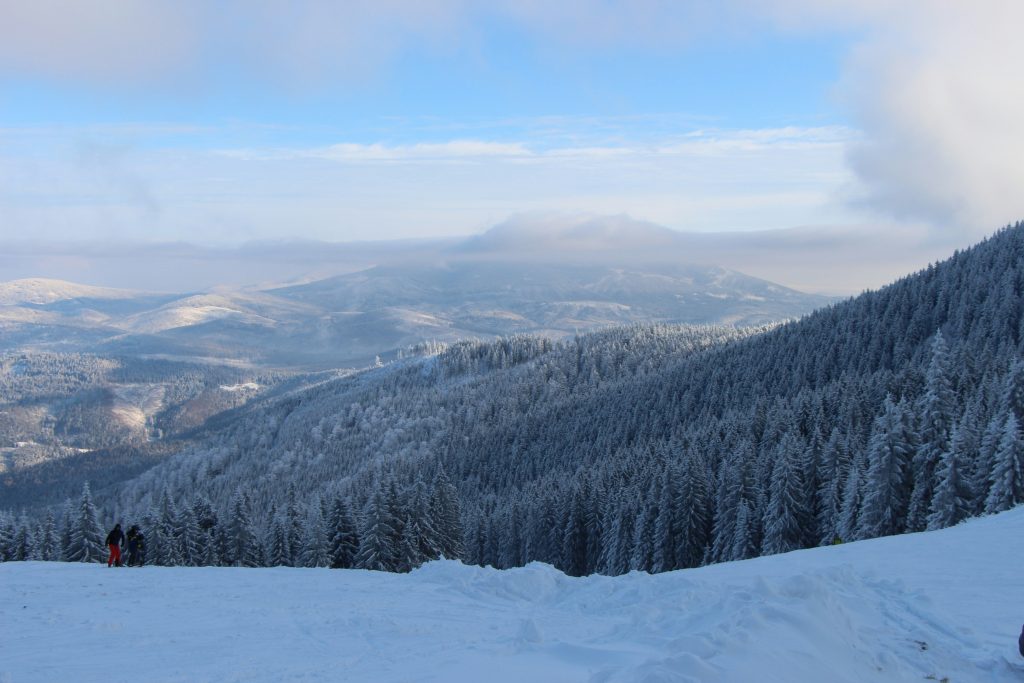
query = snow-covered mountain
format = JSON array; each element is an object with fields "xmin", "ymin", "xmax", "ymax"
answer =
[
  {"xmin": 0, "ymin": 228, "xmax": 831, "ymax": 369},
  {"xmin": 0, "ymin": 278, "xmax": 142, "ymax": 306},
  {"xmin": 4, "ymin": 505, "xmax": 1023, "ymax": 682}
]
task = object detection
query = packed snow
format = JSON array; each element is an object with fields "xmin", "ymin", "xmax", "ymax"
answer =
[{"xmin": 4, "ymin": 508, "xmax": 1024, "ymax": 683}]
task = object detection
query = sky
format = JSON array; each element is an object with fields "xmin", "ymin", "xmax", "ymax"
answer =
[{"xmin": 0, "ymin": 1, "xmax": 1022, "ymax": 289}]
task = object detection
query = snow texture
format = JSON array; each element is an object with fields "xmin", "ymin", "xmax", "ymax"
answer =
[{"xmin": 3, "ymin": 507, "xmax": 1024, "ymax": 682}]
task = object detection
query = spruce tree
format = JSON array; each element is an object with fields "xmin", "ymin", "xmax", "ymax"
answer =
[
  {"xmin": 328, "ymin": 497, "xmax": 360, "ymax": 569},
  {"xmin": 762, "ymin": 436, "xmax": 806, "ymax": 556},
  {"xmin": 67, "ymin": 483, "xmax": 105, "ymax": 563},
  {"xmin": 858, "ymin": 397, "xmax": 914, "ymax": 538},
  {"xmin": 985, "ymin": 414, "xmax": 1024, "ymax": 514},
  {"xmin": 907, "ymin": 331, "xmax": 956, "ymax": 531},
  {"xmin": 356, "ymin": 488, "xmax": 397, "ymax": 571}
]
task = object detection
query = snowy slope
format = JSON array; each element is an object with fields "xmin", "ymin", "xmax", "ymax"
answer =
[{"xmin": 4, "ymin": 509, "xmax": 1024, "ymax": 683}]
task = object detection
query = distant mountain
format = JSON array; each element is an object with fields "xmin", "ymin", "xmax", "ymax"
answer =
[
  {"xmin": 0, "ymin": 226, "xmax": 832, "ymax": 368},
  {"xmin": 0, "ymin": 278, "xmax": 142, "ymax": 306}
]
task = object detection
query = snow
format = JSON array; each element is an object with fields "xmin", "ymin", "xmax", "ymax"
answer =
[
  {"xmin": 219, "ymin": 382, "xmax": 261, "ymax": 392},
  {"xmin": 4, "ymin": 509, "xmax": 1024, "ymax": 683}
]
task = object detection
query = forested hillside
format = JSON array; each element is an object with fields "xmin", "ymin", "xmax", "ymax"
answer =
[{"xmin": 3, "ymin": 223, "xmax": 1024, "ymax": 577}]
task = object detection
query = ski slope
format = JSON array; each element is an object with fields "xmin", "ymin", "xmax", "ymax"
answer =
[{"xmin": 3, "ymin": 509, "xmax": 1024, "ymax": 683}]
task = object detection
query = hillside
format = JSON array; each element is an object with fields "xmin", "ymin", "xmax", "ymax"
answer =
[{"xmin": 3, "ymin": 506, "xmax": 1023, "ymax": 682}]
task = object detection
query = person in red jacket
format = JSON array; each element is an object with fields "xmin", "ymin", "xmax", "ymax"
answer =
[{"xmin": 105, "ymin": 523, "xmax": 124, "ymax": 567}]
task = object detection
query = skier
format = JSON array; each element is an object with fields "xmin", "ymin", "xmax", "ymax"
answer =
[
  {"xmin": 105, "ymin": 523, "xmax": 125, "ymax": 567},
  {"xmin": 135, "ymin": 530, "xmax": 147, "ymax": 567},
  {"xmin": 1019, "ymin": 624, "xmax": 1023, "ymax": 658},
  {"xmin": 126, "ymin": 525, "xmax": 141, "ymax": 567}
]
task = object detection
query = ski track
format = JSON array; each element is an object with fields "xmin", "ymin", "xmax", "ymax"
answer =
[{"xmin": 3, "ymin": 508, "xmax": 1024, "ymax": 682}]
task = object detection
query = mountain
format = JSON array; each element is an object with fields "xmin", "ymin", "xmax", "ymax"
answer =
[
  {"xmin": 0, "ymin": 278, "xmax": 143, "ymax": 306},
  {"xmin": 0, "ymin": 227, "xmax": 832, "ymax": 369},
  {"xmin": 8, "ymin": 221, "xmax": 1013, "ymax": 576}
]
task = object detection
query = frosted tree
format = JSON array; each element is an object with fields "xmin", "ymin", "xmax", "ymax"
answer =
[
  {"xmin": 837, "ymin": 449, "xmax": 866, "ymax": 543},
  {"xmin": 37, "ymin": 510, "xmax": 59, "ymax": 561},
  {"xmin": 858, "ymin": 397, "xmax": 914, "ymax": 538},
  {"xmin": 229, "ymin": 490, "xmax": 261, "ymax": 568},
  {"xmin": 907, "ymin": 331, "xmax": 956, "ymax": 531},
  {"xmin": 66, "ymin": 482, "xmax": 105, "ymax": 563},
  {"xmin": 174, "ymin": 504, "xmax": 201, "ymax": 566},
  {"xmin": 927, "ymin": 425, "xmax": 973, "ymax": 530},
  {"xmin": 302, "ymin": 505, "xmax": 331, "ymax": 568},
  {"xmin": 731, "ymin": 498, "xmax": 756, "ymax": 561},
  {"xmin": 985, "ymin": 414, "xmax": 1024, "ymax": 514},
  {"xmin": 328, "ymin": 497, "xmax": 360, "ymax": 569},
  {"xmin": 356, "ymin": 488, "xmax": 398, "ymax": 571},
  {"xmin": 429, "ymin": 468, "xmax": 463, "ymax": 560},
  {"xmin": 710, "ymin": 445, "xmax": 747, "ymax": 563},
  {"xmin": 762, "ymin": 436, "xmax": 806, "ymax": 556},
  {"xmin": 816, "ymin": 429, "xmax": 848, "ymax": 545},
  {"xmin": 268, "ymin": 516, "xmax": 290, "ymax": 567},
  {"xmin": 13, "ymin": 515, "xmax": 36, "ymax": 561},
  {"xmin": 972, "ymin": 415, "xmax": 1005, "ymax": 513},
  {"xmin": 0, "ymin": 512, "xmax": 14, "ymax": 561},
  {"xmin": 673, "ymin": 454, "xmax": 710, "ymax": 569}
]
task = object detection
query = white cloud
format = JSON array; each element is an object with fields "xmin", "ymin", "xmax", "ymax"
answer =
[{"xmin": 1, "ymin": 2, "xmax": 1021, "ymax": 236}]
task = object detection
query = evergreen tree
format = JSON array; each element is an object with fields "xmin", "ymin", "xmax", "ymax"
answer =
[
  {"xmin": 174, "ymin": 504, "xmax": 201, "ymax": 566},
  {"xmin": 328, "ymin": 497, "xmax": 360, "ymax": 569},
  {"xmin": 858, "ymin": 397, "xmax": 914, "ymax": 538},
  {"xmin": 66, "ymin": 482, "xmax": 105, "ymax": 563},
  {"xmin": 907, "ymin": 332, "xmax": 956, "ymax": 531},
  {"xmin": 37, "ymin": 510, "xmax": 59, "ymax": 561},
  {"xmin": 985, "ymin": 414, "xmax": 1024, "ymax": 514},
  {"xmin": 762, "ymin": 435, "xmax": 806, "ymax": 555},
  {"xmin": 229, "ymin": 490, "xmax": 261, "ymax": 568},
  {"xmin": 0, "ymin": 512, "xmax": 15, "ymax": 562},
  {"xmin": 927, "ymin": 425, "xmax": 973, "ymax": 530},
  {"xmin": 268, "ymin": 515, "xmax": 291, "ymax": 567},
  {"xmin": 302, "ymin": 505, "xmax": 331, "ymax": 568},
  {"xmin": 356, "ymin": 488, "xmax": 398, "ymax": 571},
  {"xmin": 428, "ymin": 469, "xmax": 463, "ymax": 560}
]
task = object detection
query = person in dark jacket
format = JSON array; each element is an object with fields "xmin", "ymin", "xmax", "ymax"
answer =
[
  {"xmin": 1019, "ymin": 624, "xmax": 1024, "ymax": 658},
  {"xmin": 126, "ymin": 525, "xmax": 141, "ymax": 567},
  {"xmin": 105, "ymin": 523, "xmax": 124, "ymax": 567}
]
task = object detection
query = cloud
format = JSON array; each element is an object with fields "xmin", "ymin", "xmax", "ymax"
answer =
[
  {"xmin": 1, "ymin": 2, "xmax": 1021, "ymax": 235},
  {"xmin": 753, "ymin": 0, "xmax": 1024, "ymax": 232}
]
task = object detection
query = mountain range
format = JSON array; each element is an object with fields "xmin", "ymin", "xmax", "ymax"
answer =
[{"xmin": 0, "ymin": 221, "xmax": 832, "ymax": 369}]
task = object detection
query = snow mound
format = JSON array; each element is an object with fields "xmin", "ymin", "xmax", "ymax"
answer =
[{"xmin": 4, "ymin": 508, "xmax": 1024, "ymax": 682}]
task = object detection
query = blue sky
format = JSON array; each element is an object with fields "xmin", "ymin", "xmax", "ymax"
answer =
[{"xmin": 0, "ymin": 1, "xmax": 1021, "ymax": 251}]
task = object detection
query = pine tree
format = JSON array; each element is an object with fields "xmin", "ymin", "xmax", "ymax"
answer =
[
  {"xmin": 674, "ymin": 454, "xmax": 710, "ymax": 569},
  {"xmin": 328, "ymin": 497, "xmax": 360, "ymax": 569},
  {"xmin": 985, "ymin": 414, "xmax": 1024, "ymax": 514},
  {"xmin": 428, "ymin": 468, "xmax": 463, "ymax": 560},
  {"xmin": 907, "ymin": 331, "xmax": 956, "ymax": 531},
  {"xmin": 37, "ymin": 510, "xmax": 59, "ymax": 561},
  {"xmin": 0, "ymin": 512, "xmax": 15, "ymax": 562},
  {"xmin": 927, "ymin": 426, "xmax": 972, "ymax": 530},
  {"xmin": 356, "ymin": 488, "xmax": 397, "ymax": 571},
  {"xmin": 67, "ymin": 483, "xmax": 105, "ymax": 563},
  {"xmin": 731, "ymin": 498, "xmax": 756, "ymax": 561},
  {"xmin": 268, "ymin": 516, "xmax": 291, "ymax": 566},
  {"xmin": 229, "ymin": 490, "xmax": 261, "ymax": 568},
  {"xmin": 762, "ymin": 436, "xmax": 807, "ymax": 555},
  {"xmin": 302, "ymin": 505, "xmax": 331, "ymax": 568},
  {"xmin": 174, "ymin": 504, "xmax": 201, "ymax": 566},
  {"xmin": 858, "ymin": 397, "xmax": 914, "ymax": 538}
]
